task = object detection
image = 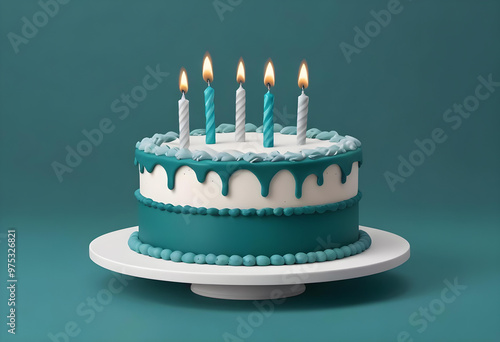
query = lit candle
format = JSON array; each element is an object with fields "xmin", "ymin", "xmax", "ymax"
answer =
[
  {"xmin": 263, "ymin": 59, "xmax": 275, "ymax": 148},
  {"xmin": 296, "ymin": 60, "xmax": 309, "ymax": 145},
  {"xmin": 235, "ymin": 58, "xmax": 246, "ymax": 142},
  {"xmin": 203, "ymin": 52, "xmax": 215, "ymax": 144},
  {"xmin": 178, "ymin": 68, "xmax": 190, "ymax": 149}
]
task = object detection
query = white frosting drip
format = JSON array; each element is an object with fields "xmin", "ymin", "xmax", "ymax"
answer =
[{"xmin": 139, "ymin": 162, "xmax": 359, "ymax": 209}]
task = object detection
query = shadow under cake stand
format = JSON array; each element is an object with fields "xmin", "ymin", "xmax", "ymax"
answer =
[{"xmin": 89, "ymin": 226, "xmax": 410, "ymax": 300}]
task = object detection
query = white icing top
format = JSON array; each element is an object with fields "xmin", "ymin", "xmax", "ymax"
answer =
[
  {"xmin": 137, "ymin": 128, "xmax": 361, "ymax": 163},
  {"xmin": 165, "ymin": 132, "xmax": 330, "ymax": 154}
]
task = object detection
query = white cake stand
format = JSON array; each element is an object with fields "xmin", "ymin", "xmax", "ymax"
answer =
[{"xmin": 89, "ymin": 226, "xmax": 409, "ymax": 300}]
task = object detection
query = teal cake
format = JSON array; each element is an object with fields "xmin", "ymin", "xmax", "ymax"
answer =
[{"xmin": 129, "ymin": 123, "xmax": 371, "ymax": 266}]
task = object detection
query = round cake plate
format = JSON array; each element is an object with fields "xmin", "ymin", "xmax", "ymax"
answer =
[{"xmin": 89, "ymin": 226, "xmax": 410, "ymax": 300}]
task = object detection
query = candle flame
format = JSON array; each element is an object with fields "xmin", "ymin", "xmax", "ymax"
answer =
[
  {"xmin": 264, "ymin": 59, "xmax": 275, "ymax": 88},
  {"xmin": 202, "ymin": 52, "xmax": 214, "ymax": 83},
  {"xmin": 236, "ymin": 58, "xmax": 245, "ymax": 83},
  {"xmin": 298, "ymin": 60, "xmax": 308, "ymax": 89},
  {"xmin": 179, "ymin": 68, "xmax": 188, "ymax": 93}
]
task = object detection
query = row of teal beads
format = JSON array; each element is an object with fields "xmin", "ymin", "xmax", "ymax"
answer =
[
  {"xmin": 174, "ymin": 245, "xmax": 339, "ymax": 264},
  {"xmin": 136, "ymin": 242, "xmax": 370, "ymax": 265},
  {"xmin": 137, "ymin": 190, "xmax": 362, "ymax": 217},
  {"xmin": 128, "ymin": 231, "xmax": 371, "ymax": 266},
  {"xmin": 144, "ymin": 200, "xmax": 354, "ymax": 216},
  {"xmin": 320, "ymin": 234, "xmax": 371, "ymax": 261}
]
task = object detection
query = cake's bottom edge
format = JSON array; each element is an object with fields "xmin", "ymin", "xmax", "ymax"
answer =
[{"xmin": 127, "ymin": 230, "xmax": 372, "ymax": 267}]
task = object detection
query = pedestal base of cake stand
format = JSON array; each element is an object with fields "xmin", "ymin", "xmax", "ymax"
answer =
[
  {"xmin": 190, "ymin": 283, "xmax": 306, "ymax": 300},
  {"xmin": 89, "ymin": 226, "xmax": 410, "ymax": 300}
]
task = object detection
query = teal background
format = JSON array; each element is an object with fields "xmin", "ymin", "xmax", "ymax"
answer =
[{"xmin": 0, "ymin": 0, "xmax": 499, "ymax": 341}]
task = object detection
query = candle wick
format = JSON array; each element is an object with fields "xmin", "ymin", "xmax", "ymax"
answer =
[
  {"xmin": 207, "ymin": 80, "xmax": 210, "ymax": 87},
  {"xmin": 267, "ymin": 83, "xmax": 270, "ymax": 91},
  {"xmin": 301, "ymin": 86, "xmax": 305, "ymax": 94}
]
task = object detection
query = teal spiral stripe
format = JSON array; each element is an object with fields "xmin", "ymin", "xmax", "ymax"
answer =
[
  {"xmin": 204, "ymin": 86, "xmax": 215, "ymax": 144},
  {"xmin": 263, "ymin": 91, "xmax": 274, "ymax": 147}
]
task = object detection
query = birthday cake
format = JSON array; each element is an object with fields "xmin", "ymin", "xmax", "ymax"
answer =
[{"xmin": 128, "ymin": 123, "xmax": 370, "ymax": 266}]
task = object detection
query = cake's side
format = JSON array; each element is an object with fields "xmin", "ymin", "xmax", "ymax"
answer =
[{"xmin": 131, "ymin": 123, "xmax": 369, "ymax": 266}]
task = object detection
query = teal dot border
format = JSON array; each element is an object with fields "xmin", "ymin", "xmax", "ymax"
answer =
[
  {"xmin": 135, "ymin": 189, "xmax": 362, "ymax": 217},
  {"xmin": 128, "ymin": 230, "xmax": 372, "ymax": 267}
]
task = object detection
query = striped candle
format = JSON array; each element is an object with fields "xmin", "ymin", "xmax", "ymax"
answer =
[
  {"xmin": 203, "ymin": 52, "xmax": 215, "ymax": 144},
  {"xmin": 178, "ymin": 93, "xmax": 190, "ymax": 149},
  {"xmin": 296, "ymin": 60, "xmax": 309, "ymax": 145},
  {"xmin": 235, "ymin": 58, "xmax": 246, "ymax": 142},
  {"xmin": 204, "ymin": 84, "xmax": 215, "ymax": 144},
  {"xmin": 296, "ymin": 90, "xmax": 309, "ymax": 145},
  {"xmin": 235, "ymin": 83, "xmax": 246, "ymax": 142},
  {"xmin": 263, "ymin": 59, "xmax": 275, "ymax": 148},
  {"xmin": 178, "ymin": 68, "xmax": 190, "ymax": 149},
  {"xmin": 263, "ymin": 90, "xmax": 274, "ymax": 148}
]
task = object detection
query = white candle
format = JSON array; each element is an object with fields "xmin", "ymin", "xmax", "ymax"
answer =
[
  {"xmin": 296, "ymin": 60, "xmax": 309, "ymax": 145},
  {"xmin": 178, "ymin": 92, "xmax": 190, "ymax": 149},
  {"xmin": 235, "ymin": 83, "xmax": 246, "ymax": 142},
  {"xmin": 297, "ymin": 89, "xmax": 309, "ymax": 145},
  {"xmin": 235, "ymin": 58, "xmax": 246, "ymax": 142},
  {"xmin": 178, "ymin": 68, "xmax": 190, "ymax": 149}
]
